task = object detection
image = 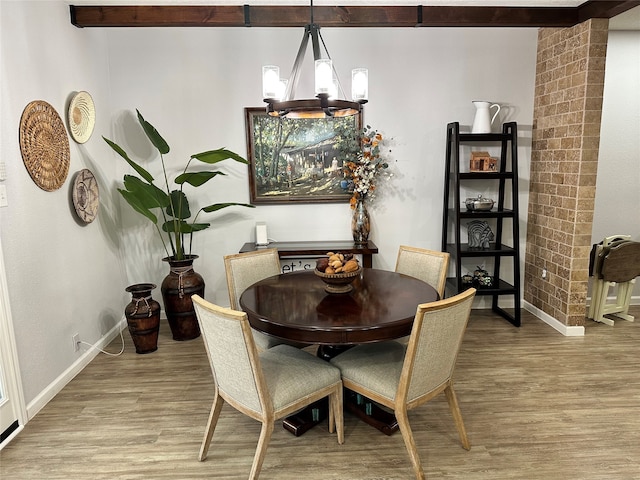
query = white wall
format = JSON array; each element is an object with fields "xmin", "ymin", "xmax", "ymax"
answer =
[
  {"xmin": 0, "ymin": 1, "xmax": 125, "ymax": 410},
  {"xmin": 105, "ymin": 26, "xmax": 537, "ymax": 305},
  {"xmin": 2, "ymin": 1, "xmax": 539, "ymax": 411},
  {"xmin": 592, "ymin": 29, "xmax": 640, "ymax": 296}
]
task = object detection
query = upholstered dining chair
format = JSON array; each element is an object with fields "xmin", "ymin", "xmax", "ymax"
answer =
[
  {"xmin": 224, "ymin": 248, "xmax": 303, "ymax": 351},
  {"xmin": 192, "ymin": 295, "xmax": 344, "ymax": 479},
  {"xmin": 394, "ymin": 245, "xmax": 450, "ymax": 344},
  {"xmin": 330, "ymin": 287, "xmax": 476, "ymax": 480},
  {"xmin": 395, "ymin": 245, "xmax": 450, "ymax": 298}
]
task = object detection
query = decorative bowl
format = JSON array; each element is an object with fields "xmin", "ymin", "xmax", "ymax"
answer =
[
  {"xmin": 314, "ymin": 266, "xmax": 362, "ymax": 294},
  {"xmin": 465, "ymin": 194, "xmax": 495, "ymax": 211}
]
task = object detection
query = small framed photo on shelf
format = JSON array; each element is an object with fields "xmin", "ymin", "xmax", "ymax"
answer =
[{"xmin": 469, "ymin": 151, "xmax": 498, "ymax": 172}]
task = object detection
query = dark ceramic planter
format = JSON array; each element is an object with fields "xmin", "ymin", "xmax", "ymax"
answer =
[
  {"xmin": 161, "ymin": 255, "xmax": 203, "ymax": 341},
  {"xmin": 124, "ymin": 283, "xmax": 161, "ymax": 354}
]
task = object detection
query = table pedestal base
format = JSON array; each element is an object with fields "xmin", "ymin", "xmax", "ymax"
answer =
[
  {"xmin": 282, "ymin": 390, "xmax": 399, "ymax": 437},
  {"xmin": 282, "ymin": 400, "xmax": 324, "ymax": 436},
  {"xmin": 282, "ymin": 344, "xmax": 400, "ymax": 436},
  {"xmin": 344, "ymin": 390, "xmax": 399, "ymax": 436}
]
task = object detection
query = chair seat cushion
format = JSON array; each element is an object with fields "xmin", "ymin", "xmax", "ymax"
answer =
[
  {"xmin": 330, "ymin": 341, "xmax": 406, "ymax": 401},
  {"xmin": 260, "ymin": 345, "xmax": 341, "ymax": 412}
]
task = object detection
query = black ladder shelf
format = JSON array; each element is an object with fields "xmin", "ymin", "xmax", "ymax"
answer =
[{"xmin": 441, "ymin": 121, "xmax": 521, "ymax": 327}]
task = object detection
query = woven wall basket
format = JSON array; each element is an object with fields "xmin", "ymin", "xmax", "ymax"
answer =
[
  {"xmin": 19, "ymin": 100, "xmax": 70, "ymax": 192},
  {"xmin": 68, "ymin": 91, "xmax": 95, "ymax": 144}
]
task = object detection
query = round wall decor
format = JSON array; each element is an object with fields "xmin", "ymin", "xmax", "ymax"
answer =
[
  {"xmin": 68, "ymin": 91, "xmax": 96, "ymax": 144},
  {"xmin": 72, "ymin": 169, "xmax": 99, "ymax": 224},
  {"xmin": 19, "ymin": 100, "xmax": 70, "ymax": 192}
]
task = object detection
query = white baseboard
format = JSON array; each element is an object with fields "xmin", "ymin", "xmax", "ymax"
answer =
[
  {"xmin": 523, "ymin": 301, "xmax": 585, "ymax": 336},
  {"xmin": 26, "ymin": 318, "xmax": 127, "ymax": 421},
  {"xmin": 523, "ymin": 294, "xmax": 640, "ymax": 337}
]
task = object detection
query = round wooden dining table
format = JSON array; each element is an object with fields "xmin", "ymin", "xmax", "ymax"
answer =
[
  {"xmin": 239, "ymin": 268, "xmax": 439, "ymax": 436},
  {"xmin": 239, "ymin": 268, "xmax": 439, "ymax": 347}
]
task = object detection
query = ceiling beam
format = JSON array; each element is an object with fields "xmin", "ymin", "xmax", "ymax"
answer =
[
  {"xmin": 578, "ymin": 1, "xmax": 640, "ymax": 22},
  {"xmin": 69, "ymin": 2, "xmax": 640, "ymax": 29}
]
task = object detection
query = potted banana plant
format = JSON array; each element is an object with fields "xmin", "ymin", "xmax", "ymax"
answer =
[{"xmin": 104, "ymin": 109, "xmax": 254, "ymax": 340}]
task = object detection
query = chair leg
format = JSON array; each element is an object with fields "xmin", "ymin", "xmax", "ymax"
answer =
[
  {"xmin": 395, "ymin": 407, "xmax": 425, "ymax": 480},
  {"xmin": 444, "ymin": 384, "xmax": 470, "ymax": 450},
  {"xmin": 588, "ymin": 278, "xmax": 601, "ymax": 319},
  {"xmin": 198, "ymin": 392, "xmax": 224, "ymax": 461},
  {"xmin": 329, "ymin": 386, "xmax": 344, "ymax": 444},
  {"xmin": 608, "ymin": 280, "xmax": 635, "ymax": 322},
  {"xmin": 249, "ymin": 421, "xmax": 274, "ymax": 480},
  {"xmin": 594, "ymin": 281, "xmax": 615, "ymax": 326}
]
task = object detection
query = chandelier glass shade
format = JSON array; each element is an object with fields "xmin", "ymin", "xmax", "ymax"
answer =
[{"xmin": 262, "ymin": 3, "xmax": 368, "ymax": 118}]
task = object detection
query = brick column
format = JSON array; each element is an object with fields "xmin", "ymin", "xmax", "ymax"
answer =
[{"xmin": 525, "ymin": 19, "xmax": 609, "ymax": 327}]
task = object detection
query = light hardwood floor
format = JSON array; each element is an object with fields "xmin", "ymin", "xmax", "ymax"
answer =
[{"xmin": 2, "ymin": 307, "xmax": 639, "ymax": 479}]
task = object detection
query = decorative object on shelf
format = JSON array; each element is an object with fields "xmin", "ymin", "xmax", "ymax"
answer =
[
  {"xmin": 471, "ymin": 101, "xmax": 501, "ymax": 133},
  {"xmin": 68, "ymin": 91, "xmax": 95, "ymax": 144},
  {"xmin": 461, "ymin": 266, "xmax": 494, "ymax": 288},
  {"xmin": 467, "ymin": 220, "xmax": 494, "ymax": 249},
  {"xmin": 465, "ymin": 194, "xmax": 495, "ymax": 212},
  {"xmin": 341, "ymin": 125, "xmax": 392, "ymax": 243},
  {"xmin": 262, "ymin": 0, "xmax": 368, "ymax": 118},
  {"xmin": 124, "ymin": 283, "xmax": 161, "ymax": 354},
  {"xmin": 315, "ymin": 252, "xmax": 361, "ymax": 293},
  {"xmin": 104, "ymin": 110, "xmax": 253, "ymax": 340},
  {"xmin": 469, "ymin": 151, "xmax": 497, "ymax": 172},
  {"xmin": 19, "ymin": 100, "xmax": 70, "ymax": 191},
  {"xmin": 342, "ymin": 126, "xmax": 390, "ymax": 204},
  {"xmin": 72, "ymin": 168, "xmax": 99, "ymax": 223},
  {"xmin": 161, "ymin": 255, "xmax": 204, "ymax": 341},
  {"xmin": 351, "ymin": 198, "xmax": 371, "ymax": 245}
]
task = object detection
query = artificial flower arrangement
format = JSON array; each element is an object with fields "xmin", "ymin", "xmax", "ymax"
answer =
[{"xmin": 341, "ymin": 125, "xmax": 390, "ymax": 208}]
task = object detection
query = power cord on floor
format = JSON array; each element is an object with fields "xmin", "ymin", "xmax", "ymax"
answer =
[{"xmin": 78, "ymin": 328, "xmax": 126, "ymax": 357}]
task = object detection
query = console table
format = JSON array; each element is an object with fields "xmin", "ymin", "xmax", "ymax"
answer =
[{"xmin": 239, "ymin": 240, "xmax": 379, "ymax": 268}]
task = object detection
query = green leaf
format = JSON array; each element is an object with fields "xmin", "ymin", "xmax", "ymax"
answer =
[
  {"xmin": 175, "ymin": 171, "xmax": 225, "ymax": 187},
  {"xmin": 118, "ymin": 188, "xmax": 158, "ymax": 225},
  {"xmin": 162, "ymin": 220, "xmax": 210, "ymax": 234},
  {"xmin": 103, "ymin": 137, "xmax": 155, "ymax": 183},
  {"xmin": 123, "ymin": 175, "xmax": 170, "ymax": 209},
  {"xmin": 192, "ymin": 148, "xmax": 248, "ymax": 165},
  {"xmin": 136, "ymin": 110, "xmax": 170, "ymax": 155},
  {"xmin": 166, "ymin": 190, "xmax": 190, "ymax": 220},
  {"xmin": 201, "ymin": 202, "xmax": 255, "ymax": 213}
]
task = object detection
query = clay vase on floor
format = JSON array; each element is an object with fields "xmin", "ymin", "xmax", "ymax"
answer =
[
  {"xmin": 124, "ymin": 283, "xmax": 161, "ymax": 354},
  {"xmin": 161, "ymin": 255, "xmax": 203, "ymax": 341}
]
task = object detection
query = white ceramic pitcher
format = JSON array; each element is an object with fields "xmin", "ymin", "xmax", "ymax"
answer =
[{"xmin": 471, "ymin": 101, "xmax": 501, "ymax": 133}]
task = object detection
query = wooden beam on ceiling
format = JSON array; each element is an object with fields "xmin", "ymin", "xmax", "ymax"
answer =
[
  {"xmin": 69, "ymin": 2, "xmax": 640, "ymax": 29},
  {"xmin": 577, "ymin": 1, "xmax": 640, "ymax": 22}
]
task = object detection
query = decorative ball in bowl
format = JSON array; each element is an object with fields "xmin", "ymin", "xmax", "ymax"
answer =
[{"xmin": 314, "ymin": 266, "xmax": 362, "ymax": 294}]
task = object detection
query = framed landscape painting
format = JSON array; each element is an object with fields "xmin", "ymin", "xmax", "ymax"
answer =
[{"xmin": 244, "ymin": 107, "xmax": 362, "ymax": 204}]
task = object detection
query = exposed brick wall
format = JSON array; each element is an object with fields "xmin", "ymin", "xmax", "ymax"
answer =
[{"xmin": 525, "ymin": 19, "xmax": 609, "ymax": 327}]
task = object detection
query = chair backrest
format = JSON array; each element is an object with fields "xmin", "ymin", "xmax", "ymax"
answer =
[
  {"xmin": 192, "ymin": 294, "xmax": 269, "ymax": 416},
  {"xmin": 395, "ymin": 245, "xmax": 450, "ymax": 298},
  {"xmin": 224, "ymin": 248, "xmax": 281, "ymax": 310},
  {"xmin": 398, "ymin": 288, "xmax": 476, "ymax": 405},
  {"xmin": 599, "ymin": 241, "xmax": 640, "ymax": 283}
]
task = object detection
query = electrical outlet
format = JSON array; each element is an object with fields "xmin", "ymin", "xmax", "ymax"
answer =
[
  {"xmin": 542, "ymin": 268, "xmax": 547, "ymax": 279},
  {"xmin": 72, "ymin": 333, "xmax": 80, "ymax": 352}
]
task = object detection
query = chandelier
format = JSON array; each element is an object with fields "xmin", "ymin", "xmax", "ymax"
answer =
[{"xmin": 262, "ymin": 0, "xmax": 368, "ymax": 118}]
